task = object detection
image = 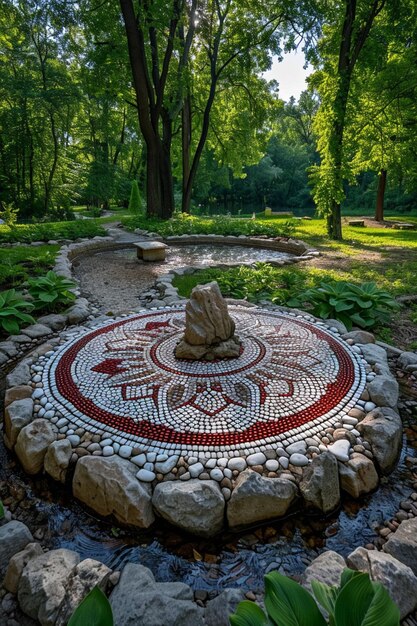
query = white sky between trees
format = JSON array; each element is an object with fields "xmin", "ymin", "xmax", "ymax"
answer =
[{"xmin": 263, "ymin": 49, "xmax": 312, "ymax": 102}]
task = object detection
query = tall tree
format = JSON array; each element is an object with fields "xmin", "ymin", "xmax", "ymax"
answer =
[{"xmin": 310, "ymin": 0, "xmax": 387, "ymax": 239}]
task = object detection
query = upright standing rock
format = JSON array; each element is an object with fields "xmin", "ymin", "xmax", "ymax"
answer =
[{"xmin": 175, "ymin": 281, "xmax": 241, "ymax": 360}]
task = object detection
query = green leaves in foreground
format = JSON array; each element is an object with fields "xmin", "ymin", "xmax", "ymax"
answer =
[
  {"xmin": 288, "ymin": 281, "xmax": 399, "ymax": 330},
  {"xmin": 0, "ymin": 288, "xmax": 35, "ymax": 335},
  {"xmin": 27, "ymin": 270, "xmax": 76, "ymax": 311},
  {"xmin": 68, "ymin": 587, "xmax": 113, "ymax": 626},
  {"xmin": 229, "ymin": 569, "xmax": 400, "ymax": 626}
]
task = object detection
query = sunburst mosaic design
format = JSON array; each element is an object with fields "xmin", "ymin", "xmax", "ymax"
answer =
[{"xmin": 42, "ymin": 307, "xmax": 366, "ymax": 455}]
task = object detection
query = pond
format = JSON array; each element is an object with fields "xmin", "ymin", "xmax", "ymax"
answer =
[
  {"xmin": 73, "ymin": 244, "xmax": 294, "ymax": 314},
  {"xmin": 1, "ymin": 424, "xmax": 415, "ymax": 592}
]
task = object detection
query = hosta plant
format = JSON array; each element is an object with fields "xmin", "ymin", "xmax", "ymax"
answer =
[
  {"xmin": 68, "ymin": 586, "xmax": 113, "ymax": 626},
  {"xmin": 229, "ymin": 568, "xmax": 400, "ymax": 626},
  {"xmin": 27, "ymin": 271, "xmax": 76, "ymax": 311},
  {"xmin": 287, "ymin": 281, "xmax": 399, "ymax": 330},
  {"xmin": 0, "ymin": 289, "xmax": 35, "ymax": 335}
]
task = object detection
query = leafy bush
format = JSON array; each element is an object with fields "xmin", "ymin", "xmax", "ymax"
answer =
[
  {"xmin": 128, "ymin": 180, "xmax": 143, "ymax": 214},
  {"xmin": 123, "ymin": 213, "xmax": 296, "ymax": 238},
  {"xmin": 174, "ymin": 265, "xmax": 308, "ymax": 304},
  {"xmin": 230, "ymin": 568, "xmax": 400, "ymax": 626},
  {"xmin": 0, "ymin": 289, "xmax": 35, "ymax": 335},
  {"xmin": 288, "ymin": 281, "xmax": 400, "ymax": 330},
  {"xmin": 27, "ymin": 271, "xmax": 76, "ymax": 311},
  {"xmin": 0, "ymin": 245, "xmax": 59, "ymax": 290},
  {"xmin": 0, "ymin": 203, "xmax": 19, "ymax": 226},
  {"xmin": 68, "ymin": 587, "xmax": 113, "ymax": 626},
  {"xmin": 0, "ymin": 219, "xmax": 106, "ymax": 244}
]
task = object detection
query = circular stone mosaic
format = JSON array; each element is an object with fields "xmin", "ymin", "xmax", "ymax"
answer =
[{"xmin": 41, "ymin": 306, "xmax": 366, "ymax": 457}]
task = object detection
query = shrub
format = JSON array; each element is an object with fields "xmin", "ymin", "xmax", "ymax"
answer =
[
  {"xmin": 128, "ymin": 180, "xmax": 143, "ymax": 214},
  {"xmin": 0, "ymin": 289, "xmax": 35, "ymax": 335},
  {"xmin": 27, "ymin": 271, "xmax": 76, "ymax": 311},
  {"xmin": 0, "ymin": 203, "xmax": 19, "ymax": 226},
  {"xmin": 229, "ymin": 568, "xmax": 400, "ymax": 626},
  {"xmin": 122, "ymin": 213, "xmax": 296, "ymax": 238},
  {"xmin": 0, "ymin": 219, "xmax": 106, "ymax": 244},
  {"xmin": 287, "ymin": 281, "xmax": 400, "ymax": 330},
  {"xmin": 68, "ymin": 587, "xmax": 113, "ymax": 626}
]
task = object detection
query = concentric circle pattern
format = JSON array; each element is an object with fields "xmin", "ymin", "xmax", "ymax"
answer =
[{"xmin": 42, "ymin": 307, "xmax": 366, "ymax": 456}]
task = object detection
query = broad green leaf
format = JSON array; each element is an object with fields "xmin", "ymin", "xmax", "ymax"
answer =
[
  {"xmin": 229, "ymin": 600, "xmax": 270, "ymax": 626},
  {"xmin": 38, "ymin": 292, "xmax": 57, "ymax": 302},
  {"xmin": 68, "ymin": 587, "xmax": 114, "ymax": 626},
  {"xmin": 334, "ymin": 573, "xmax": 400, "ymax": 626},
  {"xmin": 264, "ymin": 571, "xmax": 327, "ymax": 626},
  {"xmin": 334, "ymin": 300, "xmax": 354, "ymax": 312},
  {"xmin": 311, "ymin": 580, "xmax": 338, "ymax": 617},
  {"xmin": 360, "ymin": 584, "xmax": 400, "ymax": 626},
  {"xmin": 0, "ymin": 499, "xmax": 5, "ymax": 519},
  {"xmin": 340, "ymin": 569, "xmax": 362, "ymax": 589},
  {"xmin": 2, "ymin": 318, "xmax": 20, "ymax": 334}
]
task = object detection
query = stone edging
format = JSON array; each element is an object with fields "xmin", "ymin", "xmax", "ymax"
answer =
[{"xmin": 4, "ymin": 309, "xmax": 404, "ymax": 536}]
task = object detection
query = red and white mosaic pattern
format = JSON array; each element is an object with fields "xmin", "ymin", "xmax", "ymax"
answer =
[{"xmin": 41, "ymin": 307, "xmax": 365, "ymax": 456}]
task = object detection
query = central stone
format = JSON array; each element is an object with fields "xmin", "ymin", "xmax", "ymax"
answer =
[{"xmin": 174, "ymin": 281, "xmax": 241, "ymax": 360}]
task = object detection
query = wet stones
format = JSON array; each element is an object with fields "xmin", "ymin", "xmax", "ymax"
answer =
[
  {"xmin": 44, "ymin": 439, "xmax": 72, "ymax": 483},
  {"xmin": 0, "ymin": 521, "xmax": 34, "ymax": 576},
  {"xmin": 357, "ymin": 407, "xmax": 402, "ymax": 474},
  {"xmin": 110, "ymin": 563, "xmax": 205, "ymax": 626},
  {"xmin": 338, "ymin": 453, "xmax": 379, "ymax": 498},
  {"xmin": 73, "ymin": 456, "xmax": 155, "ymax": 528},
  {"xmin": 347, "ymin": 547, "xmax": 417, "ymax": 619},
  {"xmin": 18, "ymin": 549, "xmax": 80, "ymax": 625},
  {"xmin": 14, "ymin": 419, "xmax": 57, "ymax": 475},
  {"xmin": 383, "ymin": 518, "xmax": 417, "ymax": 575},
  {"xmin": 4, "ymin": 398, "xmax": 34, "ymax": 449},
  {"xmin": 152, "ymin": 480, "xmax": 225, "ymax": 537},
  {"xmin": 299, "ymin": 451, "xmax": 340, "ymax": 513},
  {"xmin": 227, "ymin": 470, "xmax": 297, "ymax": 529}
]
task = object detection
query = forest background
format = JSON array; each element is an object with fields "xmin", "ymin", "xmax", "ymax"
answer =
[{"xmin": 1, "ymin": 0, "xmax": 416, "ymax": 239}]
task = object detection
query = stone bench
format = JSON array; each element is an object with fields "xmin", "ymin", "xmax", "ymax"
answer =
[
  {"xmin": 133, "ymin": 241, "xmax": 168, "ymax": 261},
  {"xmin": 348, "ymin": 220, "xmax": 365, "ymax": 227}
]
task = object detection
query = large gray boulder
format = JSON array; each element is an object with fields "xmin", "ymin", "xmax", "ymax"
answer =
[
  {"xmin": 383, "ymin": 518, "xmax": 417, "ymax": 575},
  {"xmin": 152, "ymin": 480, "xmax": 224, "ymax": 537},
  {"xmin": 6, "ymin": 359, "xmax": 31, "ymax": 388},
  {"xmin": 347, "ymin": 547, "xmax": 417, "ymax": 619},
  {"xmin": 15, "ymin": 419, "xmax": 57, "ymax": 474},
  {"xmin": 4, "ymin": 398, "xmax": 34, "ymax": 449},
  {"xmin": 397, "ymin": 351, "xmax": 417, "ymax": 369},
  {"xmin": 356, "ymin": 407, "xmax": 402, "ymax": 474},
  {"xmin": 227, "ymin": 469, "xmax": 297, "ymax": 529},
  {"xmin": 0, "ymin": 521, "xmax": 33, "ymax": 576},
  {"xmin": 302, "ymin": 551, "xmax": 346, "ymax": 592},
  {"xmin": 44, "ymin": 439, "xmax": 72, "ymax": 483},
  {"xmin": 204, "ymin": 589, "xmax": 246, "ymax": 626},
  {"xmin": 299, "ymin": 451, "xmax": 340, "ymax": 513},
  {"xmin": 55, "ymin": 558, "xmax": 112, "ymax": 626},
  {"xmin": 4, "ymin": 542, "xmax": 43, "ymax": 594},
  {"xmin": 338, "ymin": 453, "xmax": 378, "ymax": 497},
  {"xmin": 73, "ymin": 455, "xmax": 154, "ymax": 528},
  {"xmin": 367, "ymin": 375, "xmax": 399, "ymax": 409},
  {"xmin": 110, "ymin": 563, "xmax": 204, "ymax": 626},
  {"xmin": 18, "ymin": 548, "xmax": 80, "ymax": 626},
  {"xmin": 357, "ymin": 343, "xmax": 390, "ymax": 373}
]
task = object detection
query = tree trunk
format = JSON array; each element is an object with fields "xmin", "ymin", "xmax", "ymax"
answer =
[
  {"xmin": 119, "ymin": 0, "xmax": 175, "ymax": 219},
  {"xmin": 327, "ymin": 201, "xmax": 343, "ymax": 240},
  {"xmin": 181, "ymin": 93, "xmax": 191, "ymax": 213},
  {"xmin": 375, "ymin": 168, "xmax": 387, "ymax": 221}
]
